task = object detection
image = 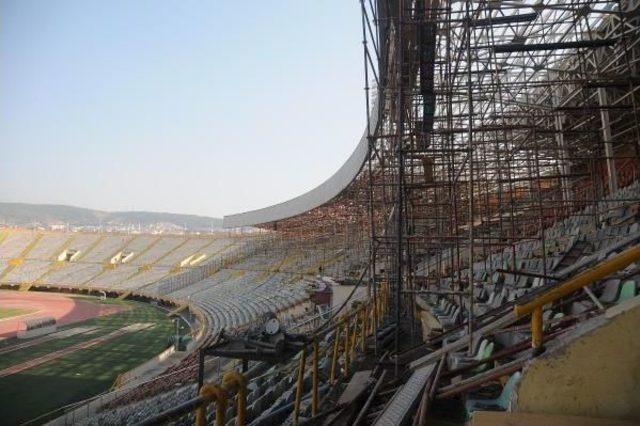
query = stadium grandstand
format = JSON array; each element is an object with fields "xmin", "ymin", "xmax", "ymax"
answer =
[{"xmin": 2, "ymin": 0, "xmax": 640, "ymax": 425}]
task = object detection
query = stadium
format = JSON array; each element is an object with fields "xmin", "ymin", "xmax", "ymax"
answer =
[{"xmin": 2, "ymin": 0, "xmax": 640, "ymax": 425}]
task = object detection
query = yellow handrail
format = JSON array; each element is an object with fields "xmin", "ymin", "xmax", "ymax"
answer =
[
  {"xmin": 195, "ymin": 384, "xmax": 227, "ymax": 426},
  {"xmin": 514, "ymin": 244, "xmax": 640, "ymax": 350},
  {"xmin": 514, "ymin": 245, "xmax": 640, "ymax": 317},
  {"xmin": 293, "ymin": 348, "xmax": 307, "ymax": 426},
  {"xmin": 222, "ymin": 371, "xmax": 247, "ymax": 426},
  {"xmin": 344, "ymin": 316, "xmax": 351, "ymax": 376},
  {"xmin": 312, "ymin": 338, "xmax": 319, "ymax": 416},
  {"xmin": 330, "ymin": 323, "xmax": 342, "ymax": 382},
  {"xmin": 193, "ymin": 284, "xmax": 384, "ymax": 426}
]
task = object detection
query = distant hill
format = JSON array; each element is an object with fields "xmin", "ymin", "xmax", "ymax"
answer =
[{"xmin": 0, "ymin": 202, "xmax": 223, "ymax": 232}]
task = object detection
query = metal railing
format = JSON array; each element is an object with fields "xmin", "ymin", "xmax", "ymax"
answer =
[
  {"xmin": 136, "ymin": 280, "xmax": 391, "ymax": 425},
  {"xmin": 514, "ymin": 245, "xmax": 640, "ymax": 351}
]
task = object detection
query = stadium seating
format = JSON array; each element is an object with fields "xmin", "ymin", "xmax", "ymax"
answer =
[
  {"xmin": 174, "ymin": 258, "xmax": 310, "ymax": 336},
  {"xmin": 410, "ymin": 181, "xmax": 640, "ymax": 419},
  {"xmin": 0, "ymin": 229, "xmax": 322, "ymax": 425},
  {"xmin": 79, "ymin": 235, "xmax": 132, "ymax": 263},
  {"xmin": 17, "ymin": 178, "xmax": 639, "ymax": 425},
  {"xmin": 129, "ymin": 236, "xmax": 185, "ymax": 266},
  {"xmin": 0, "ymin": 232, "xmax": 242, "ymax": 292},
  {"xmin": 65, "ymin": 178, "xmax": 640, "ymax": 425},
  {"xmin": 0, "ymin": 231, "xmax": 313, "ymax": 340},
  {"xmin": 2, "ymin": 260, "xmax": 51, "ymax": 283},
  {"xmin": 0, "ymin": 231, "xmax": 38, "ymax": 258},
  {"xmin": 26, "ymin": 233, "xmax": 70, "ymax": 259},
  {"xmin": 464, "ymin": 372, "xmax": 522, "ymax": 418},
  {"xmin": 81, "ymin": 333, "xmax": 334, "ymax": 426}
]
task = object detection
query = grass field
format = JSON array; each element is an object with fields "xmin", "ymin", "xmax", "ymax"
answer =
[
  {"xmin": 0, "ymin": 306, "xmax": 35, "ymax": 319},
  {"xmin": 0, "ymin": 297, "xmax": 177, "ymax": 425}
]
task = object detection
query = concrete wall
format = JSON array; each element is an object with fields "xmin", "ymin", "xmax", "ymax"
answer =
[
  {"xmin": 515, "ymin": 296, "xmax": 640, "ymax": 421},
  {"xmin": 471, "ymin": 411, "xmax": 636, "ymax": 426}
]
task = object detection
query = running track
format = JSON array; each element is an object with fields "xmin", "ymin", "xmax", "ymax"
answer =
[{"xmin": 0, "ymin": 290, "xmax": 127, "ymax": 338}]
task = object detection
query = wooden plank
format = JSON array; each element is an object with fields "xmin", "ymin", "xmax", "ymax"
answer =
[{"xmin": 337, "ymin": 370, "xmax": 373, "ymax": 405}]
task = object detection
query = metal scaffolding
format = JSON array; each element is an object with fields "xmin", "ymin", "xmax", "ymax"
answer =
[
  {"xmin": 238, "ymin": 0, "xmax": 640, "ymax": 363},
  {"xmin": 359, "ymin": 0, "xmax": 640, "ymax": 360}
]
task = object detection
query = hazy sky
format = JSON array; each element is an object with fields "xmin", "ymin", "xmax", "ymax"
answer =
[{"xmin": 1, "ymin": 1, "xmax": 365, "ymax": 218}]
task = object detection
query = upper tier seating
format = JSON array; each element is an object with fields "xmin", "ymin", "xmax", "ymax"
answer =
[{"xmin": 0, "ymin": 232, "xmax": 245, "ymax": 293}]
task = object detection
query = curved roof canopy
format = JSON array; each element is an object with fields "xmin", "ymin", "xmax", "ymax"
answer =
[{"xmin": 222, "ymin": 100, "xmax": 379, "ymax": 228}]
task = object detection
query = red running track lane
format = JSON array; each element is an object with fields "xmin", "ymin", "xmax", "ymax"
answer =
[{"xmin": 0, "ymin": 290, "xmax": 128, "ymax": 338}]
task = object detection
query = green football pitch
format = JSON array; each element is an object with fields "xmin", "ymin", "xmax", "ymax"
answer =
[{"xmin": 0, "ymin": 297, "xmax": 178, "ymax": 425}]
